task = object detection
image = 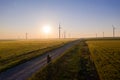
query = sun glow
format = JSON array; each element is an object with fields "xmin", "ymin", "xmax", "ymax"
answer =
[{"xmin": 42, "ymin": 25, "xmax": 51, "ymax": 34}]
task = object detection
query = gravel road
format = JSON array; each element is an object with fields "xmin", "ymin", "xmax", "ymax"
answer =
[{"xmin": 0, "ymin": 40, "xmax": 80, "ymax": 80}]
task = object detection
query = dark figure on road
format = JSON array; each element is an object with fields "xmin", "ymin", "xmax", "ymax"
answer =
[{"xmin": 47, "ymin": 54, "xmax": 51, "ymax": 63}]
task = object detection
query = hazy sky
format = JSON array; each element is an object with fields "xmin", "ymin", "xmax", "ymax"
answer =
[{"xmin": 0, "ymin": 0, "xmax": 120, "ymax": 39}]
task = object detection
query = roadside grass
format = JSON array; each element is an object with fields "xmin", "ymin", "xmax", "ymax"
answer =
[
  {"xmin": 29, "ymin": 40, "xmax": 99, "ymax": 80},
  {"xmin": 0, "ymin": 39, "xmax": 75, "ymax": 73}
]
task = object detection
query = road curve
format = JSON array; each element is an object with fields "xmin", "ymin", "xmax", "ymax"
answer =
[{"xmin": 0, "ymin": 40, "xmax": 80, "ymax": 80}]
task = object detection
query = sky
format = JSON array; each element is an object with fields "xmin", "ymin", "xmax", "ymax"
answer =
[{"xmin": 0, "ymin": 0, "xmax": 120, "ymax": 39}]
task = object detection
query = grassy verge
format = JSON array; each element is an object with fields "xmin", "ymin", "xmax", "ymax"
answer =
[{"xmin": 29, "ymin": 40, "xmax": 99, "ymax": 80}]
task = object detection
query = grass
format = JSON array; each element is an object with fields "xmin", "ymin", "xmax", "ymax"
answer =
[
  {"xmin": 0, "ymin": 39, "xmax": 75, "ymax": 73},
  {"xmin": 87, "ymin": 40, "xmax": 120, "ymax": 80},
  {"xmin": 29, "ymin": 40, "xmax": 99, "ymax": 80}
]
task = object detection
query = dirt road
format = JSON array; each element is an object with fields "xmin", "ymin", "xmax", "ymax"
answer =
[{"xmin": 0, "ymin": 40, "xmax": 80, "ymax": 80}]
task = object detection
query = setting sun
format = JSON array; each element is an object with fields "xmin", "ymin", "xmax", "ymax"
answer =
[{"xmin": 42, "ymin": 25, "xmax": 51, "ymax": 34}]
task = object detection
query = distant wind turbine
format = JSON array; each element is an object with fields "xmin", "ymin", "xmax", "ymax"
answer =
[
  {"xmin": 64, "ymin": 31, "xmax": 66, "ymax": 39},
  {"xmin": 103, "ymin": 32, "xmax": 104, "ymax": 38},
  {"xmin": 26, "ymin": 33, "xmax": 28, "ymax": 40},
  {"xmin": 112, "ymin": 25, "xmax": 116, "ymax": 37},
  {"xmin": 59, "ymin": 23, "xmax": 61, "ymax": 39}
]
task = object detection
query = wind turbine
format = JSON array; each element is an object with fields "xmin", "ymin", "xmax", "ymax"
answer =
[
  {"xmin": 26, "ymin": 33, "xmax": 28, "ymax": 40},
  {"xmin": 64, "ymin": 31, "xmax": 66, "ymax": 39},
  {"xmin": 112, "ymin": 25, "xmax": 116, "ymax": 37},
  {"xmin": 59, "ymin": 23, "xmax": 61, "ymax": 39},
  {"xmin": 103, "ymin": 32, "xmax": 104, "ymax": 38}
]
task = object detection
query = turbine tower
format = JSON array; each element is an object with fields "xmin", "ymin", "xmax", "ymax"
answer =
[
  {"xmin": 96, "ymin": 33, "xmax": 97, "ymax": 38},
  {"xmin": 59, "ymin": 24, "xmax": 61, "ymax": 39},
  {"xmin": 112, "ymin": 25, "xmax": 115, "ymax": 37},
  {"xmin": 26, "ymin": 33, "xmax": 28, "ymax": 40},
  {"xmin": 103, "ymin": 32, "xmax": 104, "ymax": 38},
  {"xmin": 64, "ymin": 31, "xmax": 66, "ymax": 39}
]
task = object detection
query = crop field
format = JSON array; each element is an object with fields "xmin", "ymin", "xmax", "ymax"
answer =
[
  {"xmin": 0, "ymin": 39, "xmax": 75, "ymax": 72},
  {"xmin": 87, "ymin": 40, "xmax": 120, "ymax": 80},
  {"xmin": 1, "ymin": 39, "xmax": 120, "ymax": 80}
]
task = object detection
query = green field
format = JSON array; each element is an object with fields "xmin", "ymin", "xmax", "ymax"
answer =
[
  {"xmin": 87, "ymin": 40, "xmax": 120, "ymax": 80},
  {"xmin": 0, "ymin": 39, "xmax": 75, "ymax": 72}
]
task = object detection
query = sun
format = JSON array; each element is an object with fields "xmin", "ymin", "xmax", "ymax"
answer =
[{"xmin": 42, "ymin": 25, "xmax": 51, "ymax": 34}]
